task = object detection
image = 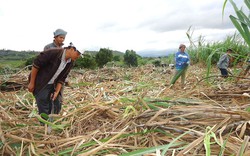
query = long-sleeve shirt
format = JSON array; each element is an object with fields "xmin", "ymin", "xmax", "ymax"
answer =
[
  {"xmin": 43, "ymin": 40, "xmax": 69, "ymax": 83},
  {"xmin": 29, "ymin": 48, "xmax": 74, "ymax": 95},
  {"xmin": 175, "ymin": 51, "xmax": 190, "ymax": 70},
  {"xmin": 217, "ymin": 53, "xmax": 229, "ymax": 69}
]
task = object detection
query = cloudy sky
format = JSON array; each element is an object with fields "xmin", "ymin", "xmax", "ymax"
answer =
[{"xmin": 0, "ymin": 0, "xmax": 245, "ymax": 56}]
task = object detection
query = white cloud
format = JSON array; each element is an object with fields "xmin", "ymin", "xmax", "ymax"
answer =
[{"xmin": 0, "ymin": 0, "xmax": 246, "ymax": 56}]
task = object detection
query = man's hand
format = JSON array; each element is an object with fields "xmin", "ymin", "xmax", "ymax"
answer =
[
  {"xmin": 51, "ymin": 91, "xmax": 59, "ymax": 101},
  {"xmin": 28, "ymin": 82, "xmax": 35, "ymax": 93},
  {"xmin": 51, "ymin": 83, "xmax": 62, "ymax": 101}
]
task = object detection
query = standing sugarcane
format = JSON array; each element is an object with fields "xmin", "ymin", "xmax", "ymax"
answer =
[{"xmin": 169, "ymin": 44, "xmax": 190, "ymax": 89}]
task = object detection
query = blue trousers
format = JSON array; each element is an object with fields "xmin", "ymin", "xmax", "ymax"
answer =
[{"xmin": 219, "ymin": 68, "xmax": 228, "ymax": 78}]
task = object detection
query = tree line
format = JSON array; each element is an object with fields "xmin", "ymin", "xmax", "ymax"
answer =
[{"xmin": 23, "ymin": 48, "xmax": 141, "ymax": 69}]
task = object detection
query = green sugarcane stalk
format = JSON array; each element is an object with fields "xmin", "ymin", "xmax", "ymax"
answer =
[{"xmin": 170, "ymin": 66, "xmax": 188, "ymax": 85}]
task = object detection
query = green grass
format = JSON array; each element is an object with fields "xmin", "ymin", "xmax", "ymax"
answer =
[{"xmin": 0, "ymin": 60, "xmax": 25, "ymax": 68}]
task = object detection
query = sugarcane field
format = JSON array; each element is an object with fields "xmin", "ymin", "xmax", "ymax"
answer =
[
  {"xmin": 1, "ymin": 1, "xmax": 250, "ymax": 155},
  {"xmin": 1, "ymin": 61, "xmax": 250, "ymax": 155}
]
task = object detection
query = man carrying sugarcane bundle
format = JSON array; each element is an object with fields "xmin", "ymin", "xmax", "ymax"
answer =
[{"xmin": 169, "ymin": 44, "xmax": 190, "ymax": 89}]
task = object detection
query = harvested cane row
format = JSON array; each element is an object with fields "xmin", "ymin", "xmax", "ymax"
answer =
[{"xmin": 0, "ymin": 65, "xmax": 250, "ymax": 155}]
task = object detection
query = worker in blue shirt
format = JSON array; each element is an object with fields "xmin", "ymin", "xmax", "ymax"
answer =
[{"xmin": 169, "ymin": 44, "xmax": 190, "ymax": 89}]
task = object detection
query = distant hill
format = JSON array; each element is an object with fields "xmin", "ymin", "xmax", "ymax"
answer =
[
  {"xmin": 0, "ymin": 48, "xmax": 178, "ymax": 59},
  {"xmin": 0, "ymin": 49, "xmax": 125, "ymax": 61},
  {"xmin": 84, "ymin": 50, "xmax": 124, "ymax": 57},
  {"xmin": 137, "ymin": 49, "xmax": 176, "ymax": 57},
  {"xmin": 113, "ymin": 50, "xmax": 125, "ymax": 56},
  {"xmin": 0, "ymin": 49, "xmax": 38, "ymax": 60}
]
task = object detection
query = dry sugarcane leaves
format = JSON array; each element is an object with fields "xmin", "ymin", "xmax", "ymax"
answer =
[{"xmin": 1, "ymin": 65, "xmax": 250, "ymax": 155}]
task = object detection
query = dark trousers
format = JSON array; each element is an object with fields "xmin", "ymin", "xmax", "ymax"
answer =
[
  {"xmin": 34, "ymin": 84, "xmax": 61, "ymax": 115},
  {"xmin": 219, "ymin": 68, "xmax": 228, "ymax": 78}
]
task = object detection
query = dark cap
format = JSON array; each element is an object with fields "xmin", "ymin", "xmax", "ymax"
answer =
[{"xmin": 68, "ymin": 42, "xmax": 84, "ymax": 55}]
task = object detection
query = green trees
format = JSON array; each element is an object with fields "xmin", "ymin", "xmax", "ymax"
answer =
[
  {"xmin": 95, "ymin": 48, "xmax": 113, "ymax": 67},
  {"xmin": 152, "ymin": 59, "xmax": 161, "ymax": 67},
  {"xmin": 124, "ymin": 50, "xmax": 138, "ymax": 67},
  {"xmin": 113, "ymin": 55, "xmax": 121, "ymax": 62},
  {"xmin": 25, "ymin": 56, "xmax": 36, "ymax": 66},
  {"xmin": 2, "ymin": 48, "xmax": 143, "ymax": 70},
  {"xmin": 75, "ymin": 54, "xmax": 97, "ymax": 69}
]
